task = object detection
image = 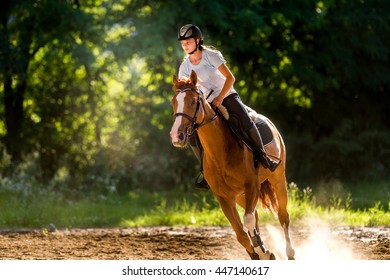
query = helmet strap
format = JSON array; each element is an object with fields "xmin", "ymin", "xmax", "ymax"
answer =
[
  {"xmin": 188, "ymin": 45, "xmax": 198, "ymax": 55},
  {"xmin": 188, "ymin": 39, "xmax": 199, "ymax": 55}
]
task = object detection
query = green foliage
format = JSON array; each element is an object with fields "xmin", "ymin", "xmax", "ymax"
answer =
[
  {"xmin": 286, "ymin": 124, "xmax": 390, "ymax": 182},
  {"xmin": 286, "ymin": 182, "xmax": 390, "ymax": 227},
  {"xmin": 0, "ymin": 178, "xmax": 389, "ymax": 228},
  {"xmin": 286, "ymin": 182, "xmax": 317, "ymax": 220},
  {"xmin": 0, "ymin": 0, "xmax": 389, "ymax": 192}
]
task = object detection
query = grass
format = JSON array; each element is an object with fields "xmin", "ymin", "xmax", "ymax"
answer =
[
  {"xmin": 287, "ymin": 182, "xmax": 390, "ymax": 226},
  {"xmin": 0, "ymin": 178, "xmax": 389, "ymax": 230}
]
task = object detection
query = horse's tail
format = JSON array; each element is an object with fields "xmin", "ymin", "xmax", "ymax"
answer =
[{"xmin": 259, "ymin": 180, "xmax": 279, "ymax": 215}]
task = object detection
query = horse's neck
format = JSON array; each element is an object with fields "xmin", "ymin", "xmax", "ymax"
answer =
[{"xmin": 197, "ymin": 108, "xmax": 232, "ymax": 154}]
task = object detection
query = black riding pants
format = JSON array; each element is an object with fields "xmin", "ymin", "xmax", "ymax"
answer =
[{"xmin": 221, "ymin": 92, "xmax": 253, "ymax": 132}]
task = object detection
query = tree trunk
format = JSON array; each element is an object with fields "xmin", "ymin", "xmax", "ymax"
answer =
[{"xmin": 3, "ymin": 76, "xmax": 25, "ymax": 162}]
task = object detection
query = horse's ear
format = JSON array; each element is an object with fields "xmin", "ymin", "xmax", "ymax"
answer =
[
  {"xmin": 173, "ymin": 75, "xmax": 178, "ymax": 84},
  {"xmin": 190, "ymin": 70, "xmax": 197, "ymax": 85}
]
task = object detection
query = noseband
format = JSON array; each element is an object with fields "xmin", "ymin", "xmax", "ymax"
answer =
[{"xmin": 174, "ymin": 87, "xmax": 217, "ymax": 136}]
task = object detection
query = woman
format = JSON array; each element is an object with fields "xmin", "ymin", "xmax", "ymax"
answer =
[{"xmin": 177, "ymin": 24, "xmax": 280, "ymax": 189}]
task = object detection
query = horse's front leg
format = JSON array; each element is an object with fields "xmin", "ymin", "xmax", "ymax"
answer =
[
  {"xmin": 243, "ymin": 211, "xmax": 275, "ymax": 260},
  {"xmin": 215, "ymin": 196, "xmax": 254, "ymax": 255},
  {"xmin": 242, "ymin": 187, "xmax": 276, "ymax": 260}
]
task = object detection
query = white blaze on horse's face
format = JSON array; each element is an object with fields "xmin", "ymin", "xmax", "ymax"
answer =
[{"xmin": 170, "ymin": 92, "xmax": 186, "ymax": 147}]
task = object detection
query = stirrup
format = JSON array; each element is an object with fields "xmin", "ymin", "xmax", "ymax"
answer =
[
  {"xmin": 261, "ymin": 154, "xmax": 281, "ymax": 172},
  {"xmin": 194, "ymin": 172, "xmax": 210, "ymax": 190}
]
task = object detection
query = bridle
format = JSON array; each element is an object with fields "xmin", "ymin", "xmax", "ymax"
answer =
[{"xmin": 174, "ymin": 86, "xmax": 217, "ymax": 136}]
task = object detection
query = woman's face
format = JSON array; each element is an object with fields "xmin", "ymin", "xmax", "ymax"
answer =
[{"xmin": 180, "ymin": 38, "xmax": 197, "ymax": 53}]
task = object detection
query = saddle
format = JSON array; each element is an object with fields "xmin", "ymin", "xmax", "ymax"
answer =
[{"xmin": 217, "ymin": 105, "xmax": 274, "ymax": 151}]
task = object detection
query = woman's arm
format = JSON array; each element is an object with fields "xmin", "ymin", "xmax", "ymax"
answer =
[{"xmin": 212, "ymin": 63, "xmax": 235, "ymax": 107}]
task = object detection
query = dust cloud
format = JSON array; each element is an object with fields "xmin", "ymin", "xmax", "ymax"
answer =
[{"xmin": 264, "ymin": 218, "xmax": 360, "ymax": 260}]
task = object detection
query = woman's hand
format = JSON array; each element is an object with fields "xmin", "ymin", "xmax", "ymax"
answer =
[
  {"xmin": 213, "ymin": 63, "xmax": 235, "ymax": 108},
  {"xmin": 212, "ymin": 96, "xmax": 224, "ymax": 108}
]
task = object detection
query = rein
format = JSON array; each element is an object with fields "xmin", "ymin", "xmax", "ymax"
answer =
[{"xmin": 174, "ymin": 87, "xmax": 217, "ymax": 136}]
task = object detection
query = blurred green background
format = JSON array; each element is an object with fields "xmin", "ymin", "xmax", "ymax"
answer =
[{"xmin": 0, "ymin": 0, "xmax": 389, "ymax": 228}]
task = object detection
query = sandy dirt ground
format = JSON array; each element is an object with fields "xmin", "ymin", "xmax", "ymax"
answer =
[{"xmin": 0, "ymin": 225, "xmax": 389, "ymax": 260}]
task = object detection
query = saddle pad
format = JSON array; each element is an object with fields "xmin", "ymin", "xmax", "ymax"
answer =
[
  {"xmin": 219, "ymin": 105, "xmax": 274, "ymax": 147},
  {"xmin": 246, "ymin": 105, "xmax": 274, "ymax": 145},
  {"xmin": 254, "ymin": 117, "xmax": 273, "ymax": 145}
]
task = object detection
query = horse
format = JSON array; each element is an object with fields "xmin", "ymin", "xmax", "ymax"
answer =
[{"xmin": 170, "ymin": 70, "xmax": 295, "ymax": 260}]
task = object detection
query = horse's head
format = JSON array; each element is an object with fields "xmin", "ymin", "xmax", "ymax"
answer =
[{"xmin": 170, "ymin": 70, "xmax": 206, "ymax": 147}]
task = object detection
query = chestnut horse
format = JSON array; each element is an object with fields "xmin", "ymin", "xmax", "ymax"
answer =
[{"xmin": 170, "ymin": 70, "xmax": 295, "ymax": 260}]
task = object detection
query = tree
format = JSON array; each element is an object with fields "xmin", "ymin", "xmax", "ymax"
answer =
[
  {"xmin": 0, "ymin": 0, "xmax": 94, "ymax": 163},
  {"xmin": 1, "ymin": 0, "xmax": 389, "ymax": 189}
]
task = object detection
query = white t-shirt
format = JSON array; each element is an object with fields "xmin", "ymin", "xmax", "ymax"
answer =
[{"xmin": 178, "ymin": 48, "xmax": 235, "ymax": 102}]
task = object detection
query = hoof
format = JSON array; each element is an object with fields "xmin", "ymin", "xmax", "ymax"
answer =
[
  {"xmin": 247, "ymin": 250, "xmax": 260, "ymax": 260},
  {"xmin": 248, "ymin": 249, "xmax": 276, "ymax": 260}
]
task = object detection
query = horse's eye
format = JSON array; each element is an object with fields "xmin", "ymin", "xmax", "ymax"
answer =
[{"xmin": 191, "ymin": 99, "xmax": 196, "ymax": 106}]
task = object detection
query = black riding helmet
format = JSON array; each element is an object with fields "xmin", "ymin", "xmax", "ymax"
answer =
[
  {"xmin": 178, "ymin": 24, "xmax": 204, "ymax": 54},
  {"xmin": 178, "ymin": 24, "xmax": 204, "ymax": 43}
]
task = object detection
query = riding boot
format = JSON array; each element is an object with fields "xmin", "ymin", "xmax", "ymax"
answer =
[
  {"xmin": 246, "ymin": 124, "xmax": 281, "ymax": 171},
  {"xmin": 189, "ymin": 134, "xmax": 210, "ymax": 190}
]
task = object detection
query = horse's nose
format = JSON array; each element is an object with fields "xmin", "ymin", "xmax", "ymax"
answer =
[
  {"xmin": 170, "ymin": 127, "xmax": 182, "ymax": 146},
  {"xmin": 178, "ymin": 131, "xmax": 185, "ymax": 141},
  {"xmin": 170, "ymin": 128, "xmax": 187, "ymax": 147}
]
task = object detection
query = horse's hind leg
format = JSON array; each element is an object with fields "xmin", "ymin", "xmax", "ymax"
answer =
[
  {"xmin": 274, "ymin": 180, "xmax": 295, "ymax": 260},
  {"xmin": 279, "ymin": 210, "xmax": 295, "ymax": 260}
]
